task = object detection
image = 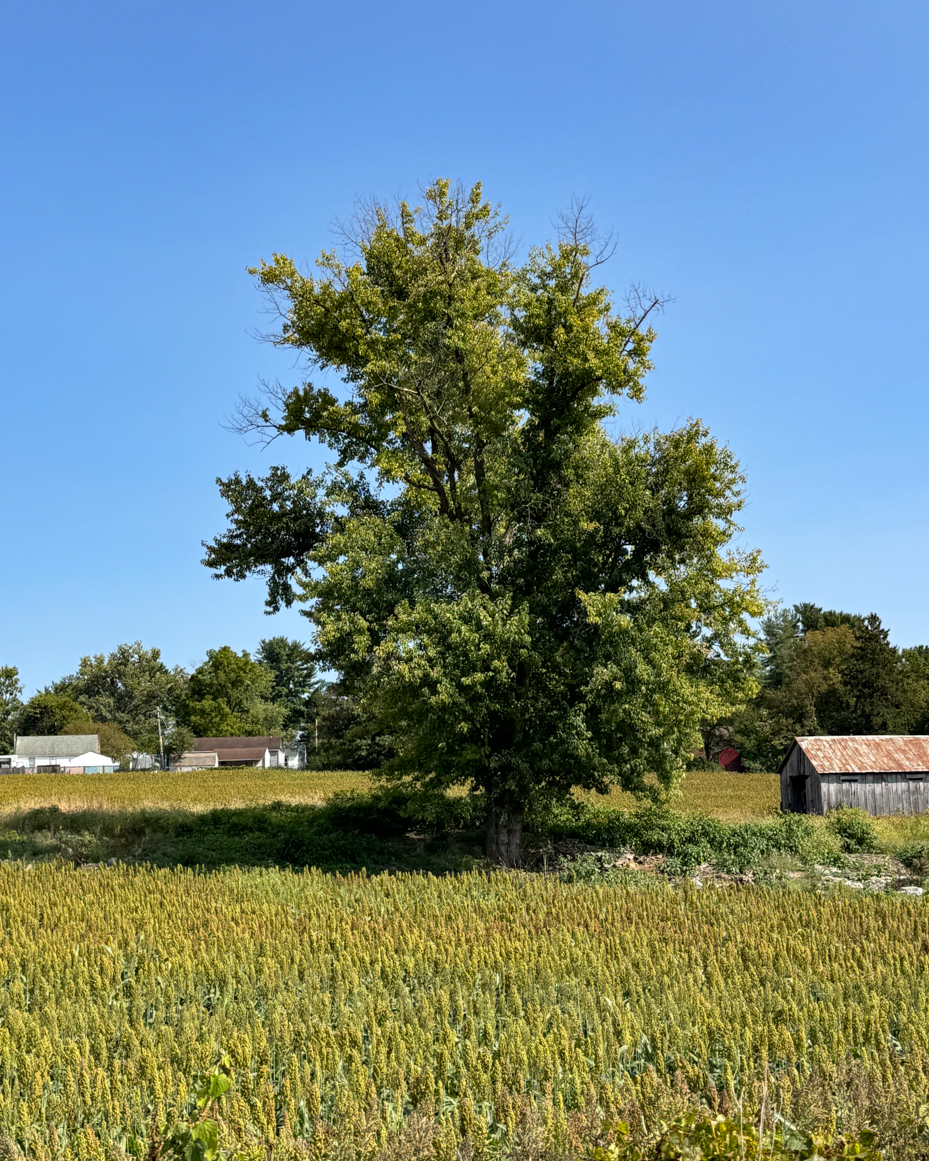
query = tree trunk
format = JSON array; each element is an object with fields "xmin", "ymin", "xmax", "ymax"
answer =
[{"xmin": 486, "ymin": 807, "xmax": 524, "ymax": 867}]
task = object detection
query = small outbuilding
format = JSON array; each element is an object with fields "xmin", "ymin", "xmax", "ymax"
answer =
[
  {"xmin": 194, "ymin": 736, "xmax": 284, "ymax": 768},
  {"xmin": 779, "ymin": 736, "xmax": 929, "ymax": 816},
  {"xmin": 64, "ymin": 752, "xmax": 116, "ymax": 773}
]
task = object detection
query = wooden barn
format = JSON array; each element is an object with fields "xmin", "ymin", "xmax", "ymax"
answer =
[{"xmin": 779, "ymin": 736, "xmax": 929, "ymax": 815}]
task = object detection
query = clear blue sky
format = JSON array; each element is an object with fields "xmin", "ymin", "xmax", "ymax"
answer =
[{"xmin": 3, "ymin": 0, "xmax": 928, "ymax": 695}]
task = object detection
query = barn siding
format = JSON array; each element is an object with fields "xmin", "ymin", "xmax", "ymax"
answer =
[
  {"xmin": 779, "ymin": 748, "xmax": 793, "ymax": 810},
  {"xmin": 818, "ymin": 773, "xmax": 929, "ymax": 815}
]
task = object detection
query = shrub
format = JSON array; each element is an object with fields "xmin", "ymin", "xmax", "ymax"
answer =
[
  {"xmin": 897, "ymin": 841, "xmax": 929, "ymax": 878},
  {"xmin": 826, "ymin": 806, "xmax": 881, "ymax": 854},
  {"xmin": 540, "ymin": 802, "xmax": 843, "ymax": 874}
]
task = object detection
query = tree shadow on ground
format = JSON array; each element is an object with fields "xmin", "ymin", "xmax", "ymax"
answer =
[{"xmin": 0, "ymin": 796, "xmax": 488, "ymax": 874}]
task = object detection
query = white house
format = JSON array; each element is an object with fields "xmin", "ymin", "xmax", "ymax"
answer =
[{"xmin": 12, "ymin": 735, "xmax": 100, "ymax": 770}]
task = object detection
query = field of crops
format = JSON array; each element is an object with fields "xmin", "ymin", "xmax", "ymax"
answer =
[
  {"xmin": 0, "ymin": 767, "xmax": 775, "ymax": 818},
  {"xmin": 1, "ymin": 862, "xmax": 928, "ymax": 1159},
  {"xmin": 0, "ymin": 768, "xmax": 926, "ymax": 1157},
  {"xmin": 0, "ymin": 767, "xmax": 373, "ymax": 814}
]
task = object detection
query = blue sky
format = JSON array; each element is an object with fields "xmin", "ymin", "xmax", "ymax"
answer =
[{"xmin": 2, "ymin": 0, "xmax": 928, "ymax": 695}]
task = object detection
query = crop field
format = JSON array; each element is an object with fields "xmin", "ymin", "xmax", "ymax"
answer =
[
  {"xmin": 586, "ymin": 770, "xmax": 782, "ymax": 820},
  {"xmin": 0, "ymin": 769, "xmax": 927, "ymax": 1157},
  {"xmin": 0, "ymin": 767, "xmax": 373, "ymax": 814},
  {"xmin": 0, "ymin": 863, "xmax": 928, "ymax": 1159},
  {"xmin": 0, "ymin": 767, "xmax": 782, "ymax": 819}
]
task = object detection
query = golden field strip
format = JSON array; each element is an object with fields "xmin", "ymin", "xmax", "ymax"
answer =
[
  {"xmin": 0, "ymin": 767, "xmax": 772, "ymax": 817},
  {"xmin": 0, "ymin": 767, "xmax": 374, "ymax": 815}
]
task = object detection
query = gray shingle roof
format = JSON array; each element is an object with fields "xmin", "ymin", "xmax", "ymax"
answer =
[{"xmin": 14, "ymin": 735, "xmax": 99, "ymax": 758}]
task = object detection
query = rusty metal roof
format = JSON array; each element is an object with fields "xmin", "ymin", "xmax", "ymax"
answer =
[
  {"xmin": 794, "ymin": 736, "xmax": 929, "ymax": 774},
  {"xmin": 193, "ymin": 737, "xmax": 281, "ymax": 751}
]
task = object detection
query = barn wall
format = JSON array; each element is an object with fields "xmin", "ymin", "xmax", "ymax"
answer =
[
  {"xmin": 820, "ymin": 773, "xmax": 929, "ymax": 816},
  {"xmin": 808, "ymin": 751, "xmax": 824, "ymax": 814}
]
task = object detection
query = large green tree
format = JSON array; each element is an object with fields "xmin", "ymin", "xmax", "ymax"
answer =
[
  {"xmin": 52, "ymin": 642, "xmax": 189, "ymax": 752},
  {"xmin": 256, "ymin": 636, "xmax": 324, "ymax": 739},
  {"xmin": 184, "ymin": 647, "xmax": 286, "ymax": 737},
  {"xmin": 204, "ymin": 180, "xmax": 764, "ymax": 862},
  {"xmin": 17, "ymin": 692, "xmax": 88, "ymax": 737}
]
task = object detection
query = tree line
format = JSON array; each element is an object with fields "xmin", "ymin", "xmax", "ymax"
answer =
[
  {"xmin": 0, "ymin": 638, "xmax": 333, "ymax": 766},
  {"xmin": 701, "ymin": 603, "xmax": 929, "ymax": 770}
]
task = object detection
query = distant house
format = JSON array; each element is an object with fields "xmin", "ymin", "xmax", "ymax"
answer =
[
  {"xmin": 282, "ymin": 740, "xmax": 307, "ymax": 768},
  {"xmin": 779, "ymin": 736, "xmax": 929, "ymax": 816},
  {"xmin": 12, "ymin": 735, "xmax": 100, "ymax": 771},
  {"xmin": 173, "ymin": 737, "xmax": 305, "ymax": 770}
]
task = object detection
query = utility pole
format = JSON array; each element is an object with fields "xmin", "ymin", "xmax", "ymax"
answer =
[{"xmin": 155, "ymin": 706, "xmax": 166, "ymax": 772}]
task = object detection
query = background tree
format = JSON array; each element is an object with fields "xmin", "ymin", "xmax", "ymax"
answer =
[
  {"xmin": 51, "ymin": 642, "xmax": 188, "ymax": 753},
  {"xmin": 312, "ymin": 682, "xmax": 395, "ymax": 770},
  {"xmin": 0, "ymin": 667, "xmax": 24, "ymax": 752},
  {"xmin": 766, "ymin": 625, "xmax": 857, "ymax": 736},
  {"xmin": 204, "ymin": 179, "xmax": 765, "ymax": 863},
  {"xmin": 17, "ymin": 692, "xmax": 88, "ymax": 737},
  {"xmin": 183, "ymin": 647, "xmax": 286, "ymax": 737},
  {"xmin": 901, "ymin": 645, "xmax": 929, "ymax": 732},
  {"xmin": 256, "ymin": 636, "xmax": 323, "ymax": 739},
  {"xmin": 162, "ymin": 724, "xmax": 195, "ymax": 765},
  {"xmin": 730, "ymin": 604, "xmax": 929, "ymax": 768},
  {"xmin": 838, "ymin": 613, "xmax": 923, "ymax": 734}
]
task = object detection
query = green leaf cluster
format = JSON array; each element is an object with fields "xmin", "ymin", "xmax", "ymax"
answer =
[
  {"xmin": 184, "ymin": 647, "xmax": 286, "ymax": 738},
  {"xmin": 585, "ymin": 1114, "xmax": 881, "ymax": 1159}
]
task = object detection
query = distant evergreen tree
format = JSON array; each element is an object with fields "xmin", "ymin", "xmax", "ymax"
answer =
[
  {"xmin": 0, "ymin": 667, "xmax": 23, "ymax": 752},
  {"xmin": 759, "ymin": 608, "xmax": 801, "ymax": 688},
  {"xmin": 256, "ymin": 637, "xmax": 323, "ymax": 738},
  {"xmin": 840, "ymin": 614, "xmax": 917, "ymax": 734}
]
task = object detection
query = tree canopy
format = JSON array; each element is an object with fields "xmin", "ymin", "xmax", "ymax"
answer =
[
  {"xmin": 203, "ymin": 179, "xmax": 765, "ymax": 861},
  {"xmin": 184, "ymin": 647, "xmax": 286, "ymax": 738},
  {"xmin": 723, "ymin": 604, "xmax": 929, "ymax": 769},
  {"xmin": 17, "ymin": 693, "xmax": 88, "ymax": 738},
  {"xmin": 256, "ymin": 636, "xmax": 324, "ymax": 737},
  {"xmin": 52, "ymin": 642, "xmax": 188, "ymax": 752}
]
